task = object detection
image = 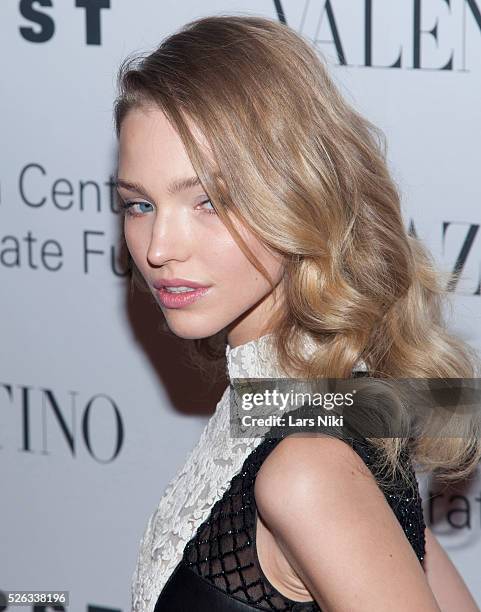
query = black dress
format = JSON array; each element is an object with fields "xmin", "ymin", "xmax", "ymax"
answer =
[{"xmin": 154, "ymin": 407, "xmax": 426, "ymax": 611}]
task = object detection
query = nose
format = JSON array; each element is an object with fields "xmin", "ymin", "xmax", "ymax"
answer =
[{"xmin": 146, "ymin": 209, "xmax": 191, "ymax": 267}]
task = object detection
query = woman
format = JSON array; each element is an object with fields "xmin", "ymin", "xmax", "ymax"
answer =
[{"xmin": 113, "ymin": 14, "xmax": 481, "ymax": 612}]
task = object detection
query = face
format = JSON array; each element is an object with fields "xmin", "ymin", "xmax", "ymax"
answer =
[{"xmin": 117, "ymin": 105, "xmax": 285, "ymax": 347}]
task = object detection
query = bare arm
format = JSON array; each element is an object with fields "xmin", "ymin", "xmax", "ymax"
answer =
[
  {"xmin": 255, "ymin": 434, "xmax": 442, "ymax": 612},
  {"xmin": 424, "ymin": 526, "xmax": 480, "ymax": 611}
]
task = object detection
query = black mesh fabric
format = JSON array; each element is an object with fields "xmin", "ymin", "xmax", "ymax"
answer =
[{"xmin": 182, "ymin": 427, "xmax": 426, "ymax": 611}]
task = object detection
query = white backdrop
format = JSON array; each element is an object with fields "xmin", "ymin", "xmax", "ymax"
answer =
[{"xmin": 1, "ymin": 1, "xmax": 480, "ymax": 610}]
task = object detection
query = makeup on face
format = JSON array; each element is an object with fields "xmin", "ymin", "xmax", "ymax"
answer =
[{"xmin": 117, "ymin": 106, "xmax": 285, "ymax": 344}]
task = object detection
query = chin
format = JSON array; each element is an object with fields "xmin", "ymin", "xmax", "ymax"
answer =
[{"xmin": 162, "ymin": 313, "xmax": 226, "ymax": 341}]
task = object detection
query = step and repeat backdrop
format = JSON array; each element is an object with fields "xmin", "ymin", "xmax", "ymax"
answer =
[{"xmin": 1, "ymin": 1, "xmax": 480, "ymax": 610}]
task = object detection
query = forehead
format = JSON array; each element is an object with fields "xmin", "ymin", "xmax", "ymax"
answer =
[
  {"xmin": 119, "ymin": 106, "xmax": 185, "ymax": 162},
  {"xmin": 118, "ymin": 105, "xmax": 214, "ymax": 182}
]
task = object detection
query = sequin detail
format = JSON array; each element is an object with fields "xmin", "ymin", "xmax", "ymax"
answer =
[{"xmin": 181, "ymin": 431, "xmax": 426, "ymax": 611}]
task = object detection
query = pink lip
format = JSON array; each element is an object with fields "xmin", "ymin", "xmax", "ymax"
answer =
[
  {"xmin": 153, "ymin": 277, "xmax": 210, "ymax": 290},
  {"xmin": 155, "ymin": 286, "xmax": 211, "ymax": 309}
]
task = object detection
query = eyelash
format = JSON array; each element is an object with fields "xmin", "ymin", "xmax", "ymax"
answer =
[{"xmin": 119, "ymin": 199, "xmax": 217, "ymax": 217}]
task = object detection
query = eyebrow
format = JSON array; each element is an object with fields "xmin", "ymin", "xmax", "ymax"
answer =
[{"xmin": 114, "ymin": 175, "xmax": 202, "ymax": 200}]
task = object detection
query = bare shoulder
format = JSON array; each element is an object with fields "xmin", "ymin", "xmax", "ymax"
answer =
[
  {"xmin": 254, "ymin": 433, "xmax": 377, "ymax": 524},
  {"xmin": 254, "ymin": 433, "xmax": 441, "ymax": 611}
]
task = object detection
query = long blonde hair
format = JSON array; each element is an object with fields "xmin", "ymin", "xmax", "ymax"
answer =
[{"xmin": 113, "ymin": 14, "xmax": 481, "ymax": 486}]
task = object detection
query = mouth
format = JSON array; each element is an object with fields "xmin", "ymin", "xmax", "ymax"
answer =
[{"xmin": 155, "ymin": 285, "xmax": 211, "ymax": 309}]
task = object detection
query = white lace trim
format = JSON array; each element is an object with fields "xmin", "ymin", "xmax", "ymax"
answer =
[{"xmin": 131, "ymin": 332, "xmax": 366, "ymax": 612}]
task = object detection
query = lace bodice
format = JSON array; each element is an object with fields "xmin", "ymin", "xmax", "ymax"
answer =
[{"xmin": 131, "ymin": 333, "xmax": 367, "ymax": 612}]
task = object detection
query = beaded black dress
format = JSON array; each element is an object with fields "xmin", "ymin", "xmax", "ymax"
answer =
[{"xmin": 132, "ymin": 333, "xmax": 426, "ymax": 612}]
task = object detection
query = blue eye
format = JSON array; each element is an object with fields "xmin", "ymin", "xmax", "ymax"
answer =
[
  {"xmin": 198, "ymin": 199, "xmax": 217, "ymax": 215},
  {"xmin": 119, "ymin": 198, "xmax": 217, "ymax": 217},
  {"xmin": 120, "ymin": 200, "xmax": 153, "ymax": 217}
]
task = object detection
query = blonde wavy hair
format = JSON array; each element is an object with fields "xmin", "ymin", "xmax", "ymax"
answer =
[{"xmin": 113, "ymin": 14, "xmax": 481, "ymax": 486}]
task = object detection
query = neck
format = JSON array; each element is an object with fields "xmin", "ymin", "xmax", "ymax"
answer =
[
  {"xmin": 225, "ymin": 332, "xmax": 283, "ymax": 380},
  {"xmin": 226, "ymin": 331, "xmax": 271, "ymax": 350},
  {"xmin": 225, "ymin": 331, "xmax": 368, "ymax": 381}
]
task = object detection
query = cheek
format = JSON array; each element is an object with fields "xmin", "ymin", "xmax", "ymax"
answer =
[
  {"xmin": 204, "ymin": 229, "xmax": 248, "ymax": 276},
  {"xmin": 123, "ymin": 220, "xmax": 150, "ymax": 266},
  {"xmin": 204, "ymin": 230, "xmax": 283, "ymax": 295}
]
